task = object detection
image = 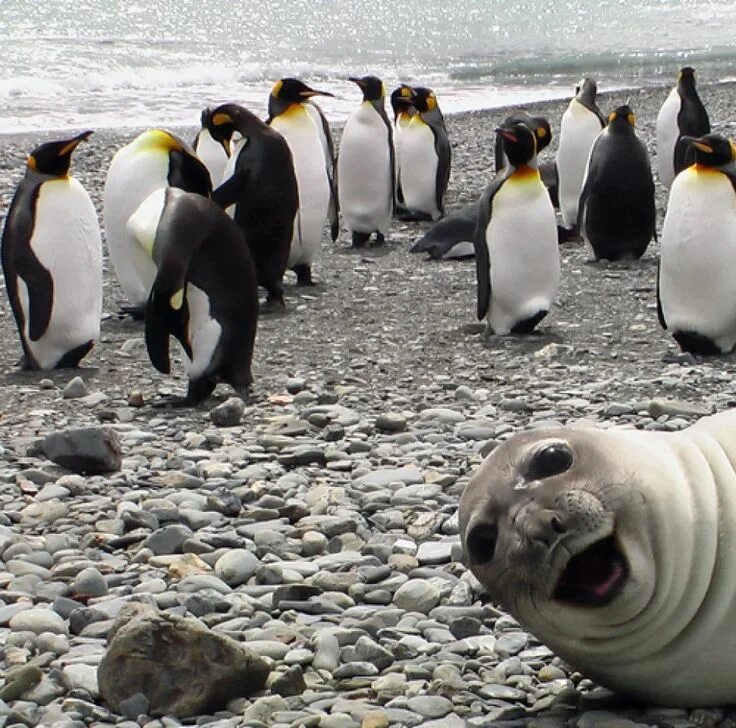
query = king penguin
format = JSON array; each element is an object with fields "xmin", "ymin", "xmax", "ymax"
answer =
[
  {"xmin": 578, "ymin": 104, "xmax": 656, "ymax": 261},
  {"xmin": 658, "ymin": 134, "xmax": 736, "ymax": 355},
  {"xmin": 1, "ymin": 131, "xmax": 102, "ymax": 370},
  {"xmin": 126, "ymin": 186, "xmax": 259, "ymax": 405},
  {"xmin": 267, "ymin": 78, "xmax": 336, "ymax": 285},
  {"xmin": 556, "ymin": 78, "xmax": 607, "ymax": 233},
  {"xmin": 193, "ymin": 107, "xmax": 230, "ymax": 188},
  {"xmin": 337, "ymin": 76, "xmax": 395, "ymax": 247},
  {"xmin": 203, "ymin": 103, "xmax": 299, "ymax": 308},
  {"xmin": 473, "ymin": 120, "xmax": 559, "ymax": 335},
  {"xmin": 103, "ymin": 129, "xmax": 211, "ymax": 316},
  {"xmin": 656, "ymin": 67, "xmax": 710, "ymax": 189},
  {"xmin": 399, "ymin": 86, "xmax": 451, "ymax": 221},
  {"xmin": 390, "ymin": 84, "xmax": 417, "ymax": 218}
]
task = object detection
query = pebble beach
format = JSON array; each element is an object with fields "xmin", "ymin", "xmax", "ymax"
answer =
[{"xmin": 2, "ymin": 80, "xmax": 736, "ymax": 727}]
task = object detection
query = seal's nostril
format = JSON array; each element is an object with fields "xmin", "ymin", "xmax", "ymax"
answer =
[
  {"xmin": 551, "ymin": 516, "xmax": 567, "ymax": 534},
  {"xmin": 465, "ymin": 523, "xmax": 498, "ymax": 565}
]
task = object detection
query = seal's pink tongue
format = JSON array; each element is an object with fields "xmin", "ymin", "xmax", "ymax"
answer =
[{"xmin": 593, "ymin": 561, "xmax": 625, "ymax": 599}]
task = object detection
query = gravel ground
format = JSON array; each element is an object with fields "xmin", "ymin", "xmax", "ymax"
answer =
[{"xmin": 1, "ymin": 80, "xmax": 736, "ymax": 727}]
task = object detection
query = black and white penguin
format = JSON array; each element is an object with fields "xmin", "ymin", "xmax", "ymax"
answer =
[
  {"xmin": 193, "ymin": 107, "xmax": 230, "ymax": 188},
  {"xmin": 1, "ymin": 131, "xmax": 102, "ymax": 370},
  {"xmin": 473, "ymin": 120, "xmax": 559, "ymax": 335},
  {"xmin": 390, "ymin": 84, "xmax": 417, "ymax": 217},
  {"xmin": 658, "ymin": 133, "xmax": 736, "ymax": 355},
  {"xmin": 656, "ymin": 67, "xmax": 710, "ymax": 189},
  {"xmin": 267, "ymin": 78, "xmax": 336, "ymax": 285},
  {"xmin": 203, "ymin": 103, "xmax": 299, "ymax": 308},
  {"xmin": 398, "ymin": 86, "xmax": 451, "ymax": 221},
  {"xmin": 126, "ymin": 186, "xmax": 259, "ymax": 405},
  {"xmin": 103, "ymin": 129, "xmax": 211, "ymax": 316},
  {"xmin": 578, "ymin": 104, "xmax": 656, "ymax": 261},
  {"xmin": 412, "ymin": 113, "xmax": 554, "ymax": 261},
  {"xmin": 336, "ymin": 76, "xmax": 394, "ymax": 247},
  {"xmin": 556, "ymin": 78, "xmax": 607, "ymax": 231}
]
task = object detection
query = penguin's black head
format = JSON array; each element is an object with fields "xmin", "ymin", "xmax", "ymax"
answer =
[
  {"xmin": 607, "ymin": 104, "xmax": 636, "ymax": 129},
  {"xmin": 682, "ymin": 133, "xmax": 735, "ymax": 168},
  {"xmin": 496, "ymin": 121, "xmax": 536, "ymax": 167},
  {"xmin": 205, "ymin": 103, "xmax": 262, "ymax": 153},
  {"xmin": 413, "ymin": 87, "xmax": 439, "ymax": 113},
  {"xmin": 576, "ymin": 77, "xmax": 597, "ymax": 100},
  {"xmin": 501, "ymin": 111, "xmax": 551, "ymax": 154},
  {"xmin": 271, "ymin": 78, "xmax": 334, "ymax": 102},
  {"xmin": 349, "ymin": 76, "xmax": 384, "ymax": 102},
  {"xmin": 27, "ymin": 130, "xmax": 93, "ymax": 177},
  {"xmin": 677, "ymin": 67, "xmax": 697, "ymax": 85},
  {"xmin": 390, "ymin": 85, "xmax": 416, "ymax": 118}
]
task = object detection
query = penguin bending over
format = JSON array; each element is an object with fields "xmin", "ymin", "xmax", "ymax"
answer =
[
  {"xmin": 473, "ymin": 121, "xmax": 559, "ymax": 335},
  {"xmin": 268, "ymin": 78, "xmax": 336, "ymax": 285},
  {"xmin": 337, "ymin": 76, "xmax": 395, "ymax": 247},
  {"xmin": 656, "ymin": 67, "xmax": 710, "ymax": 189},
  {"xmin": 193, "ymin": 107, "xmax": 230, "ymax": 188},
  {"xmin": 1, "ymin": 131, "xmax": 102, "ymax": 370},
  {"xmin": 204, "ymin": 103, "xmax": 299, "ymax": 307},
  {"xmin": 556, "ymin": 78, "xmax": 607, "ymax": 233},
  {"xmin": 127, "ymin": 187, "xmax": 258, "ymax": 406},
  {"xmin": 104, "ymin": 129, "xmax": 211, "ymax": 317},
  {"xmin": 579, "ymin": 105, "xmax": 656, "ymax": 261},
  {"xmin": 658, "ymin": 134, "xmax": 736, "ymax": 355},
  {"xmin": 398, "ymin": 87, "xmax": 451, "ymax": 221}
]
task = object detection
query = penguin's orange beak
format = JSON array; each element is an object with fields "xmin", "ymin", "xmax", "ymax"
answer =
[
  {"xmin": 496, "ymin": 128, "xmax": 518, "ymax": 143},
  {"xmin": 300, "ymin": 87, "xmax": 335, "ymax": 98},
  {"xmin": 348, "ymin": 77, "xmax": 367, "ymax": 88},
  {"xmin": 58, "ymin": 130, "xmax": 94, "ymax": 157}
]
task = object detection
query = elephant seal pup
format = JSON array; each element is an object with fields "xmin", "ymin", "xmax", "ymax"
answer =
[{"xmin": 459, "ymin": 409, "xmax": 736, "ymax": 706}]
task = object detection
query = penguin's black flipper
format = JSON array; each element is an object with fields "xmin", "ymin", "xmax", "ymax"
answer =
[
  {"xmin": 410, "ymin": 201, "xmax": 480, "ymax": 259},
  {"xmin": 19, "ymin": 257, "xmax": 54, "ymax": 343},
  {"xmin": 432, "ymin": 126, "xmax": 451, "ymax": 217},
  {"xmin": 212, "ymin": 170, "xmax": 250, "ymax": 210},
  {"xmin": 655, "ymin": 261, "xmax": 667, "ymax": 330},
  {"xmin": 329, "ymin": 163, "xmax": 340, "ymax": 242},
  {"xmin": 377, "ymin": 104, "xmax": 397, "ymax": 215},
  {"xmin": 473, "ymin": 186, "xmax": 496, "ymax": 321}
]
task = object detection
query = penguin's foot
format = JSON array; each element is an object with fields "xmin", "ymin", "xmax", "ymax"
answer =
[
  {"xmin": 17, "ymin": 354, "xmax": 32, "ymax": 370},
  {"xmin": 352, "ymin": 232, "xmax": 370, "ymax": 248},
  {"xmin": 261, "ymin": 296, "xmax": 286, "ymax": 314},
  {"xmin": 119, "ymin": 304, "xmax": 147, "ymax": 321},
  {"xmin": 55, "ymin": 341, "xmax": 94, "ymax": 369},
  {"xmin": 557, "ymin": 225, "xmax": 580, "ymax": 244},
  {"xmin": 153, "ymin": 378, "xmax": 217, "ymax": 408},
  {"xmin": 293, "ymin": 265, "xmax": 314, "ymax": 286},
  {"xmin": 373, "ymin": 232, "xmax": 386, "ymax": 246}
]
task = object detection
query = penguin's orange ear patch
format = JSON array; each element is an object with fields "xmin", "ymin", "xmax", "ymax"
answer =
[
  {"xmin": 627, "ymin": 113, "xmax": 636, "ymax": 126},
  {"xmin": 212, "ymin": 113, "xmax": 232, "ymax": 126},
  {"xmin": 608, "ymin": 111, "xmax": 617, "ymax": 123},
  {"xmin": 27, "ymin": 155, "xmax": 37, "ymax": 171},
  {"xmin": 271, "ymin": 79, "xmax": 283, "ymax": 97},
  {"xmin": 537, "ymin": 127, "xmax": 547, "ymax": 139}
]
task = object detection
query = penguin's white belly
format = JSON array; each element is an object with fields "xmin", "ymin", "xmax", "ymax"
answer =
[
  {"xmin": 24, "ymin": 179, "xmax": 102, "ymax": 369},
  {"xmin": 656, "ymin": 89, "xmax": 681, "ymax": 189},
  {"xmin": 183, "ymin": 284, "xmax": 222, "ymax": 380},
  {"xmin": 486, "ymin": 176, "xmax": 559, "ymax": 335},
  {"xmin": 337, "ymin": 106, "xmax": 392, "ymax": 234},
  {"xmin": 194, "ymin": 129, "xmax": 229, "ymax": 189},
  {"xmin": 400, "ymin": 123, "xmax": 439, "ymax": 219},
  {"xmin": 557, "ymin": 102, "xmax": 603, "ymax": 227},
  {"xmin": 104, "ymin": 149, "xmax": 169, "ymax": 306},
  {"xmin": 660, "ymin": 168, "xmax": 736, "ymax": 350},
  {"xmin": 272, "ymin": 113, "xmax": 330, "ymax": 267}
]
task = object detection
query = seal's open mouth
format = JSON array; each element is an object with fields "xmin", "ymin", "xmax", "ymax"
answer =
[{"xmin": 553, "ymin": 535, "xmax": 627, "ymax": 607}]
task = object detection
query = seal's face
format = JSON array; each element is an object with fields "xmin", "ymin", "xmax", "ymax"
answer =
[{"xmin": 459, "ymin": 428, "xmax": 657, "ymax": 638}]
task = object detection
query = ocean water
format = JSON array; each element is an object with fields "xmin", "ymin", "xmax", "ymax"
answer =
[{"xmin": 1, "ymin": 0, "xmax": 734, "ymax": 134}]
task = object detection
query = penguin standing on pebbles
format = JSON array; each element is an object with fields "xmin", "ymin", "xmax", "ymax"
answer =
[
  {"xmin": 473, "ymin": 120, "xmax": 559, "ymax": 335},
  {"xmin": 656, "ymin": 67, "xmax": 710, "ymax": 189},
  {"xmin": 268, "ymin": 78, "xmax": 335, "ymax": 285},
  {"xmin": 658, "ymin": 134, "xmax": 736, "ymax": 355},
  {"xmin": 390, "ymin": 84, "xmax": 416, "ymax": 216},
  {"xmin": 337, "ymin": 76, "xmax": 394, "ymax": 247},
  {"xmin": 204, "ymin": 103, "xmax": 299, "ymax": 308},
  {"xmin": 398, "ymin": 86, "xmax": 451, "ymax": 221},
  {"xmin": 1, "ymin": 131, "xmax": 102, "ymax": 370},
  {"xmin": 578, "ymin": 105, "xmax": 656, "ymax": 261},
  {"xmin": 556, "ymin": 78, "xmax": 606, "ymax": 233},
  {"xmin": 126, "ymin": 187, "xmax": 259, "ymax": 406}
]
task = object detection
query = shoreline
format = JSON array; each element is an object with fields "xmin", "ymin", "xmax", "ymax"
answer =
[{"xmin": 2, "ymin": 77, "xmax": 734, "ymax": 144}]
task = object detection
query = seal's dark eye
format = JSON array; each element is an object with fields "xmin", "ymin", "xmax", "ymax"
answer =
[
  {"xmin": 527, "ymin": 444, "xmax": 573, "ymax": 480},
  {"xmin": 465, "ymin": 523, "xmax": 497, "ymax": 566}
]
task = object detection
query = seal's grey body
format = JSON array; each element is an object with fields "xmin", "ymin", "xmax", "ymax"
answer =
[{"xmin": 459, "ymin": 410, "xmax": 736, "ymax": 706}]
